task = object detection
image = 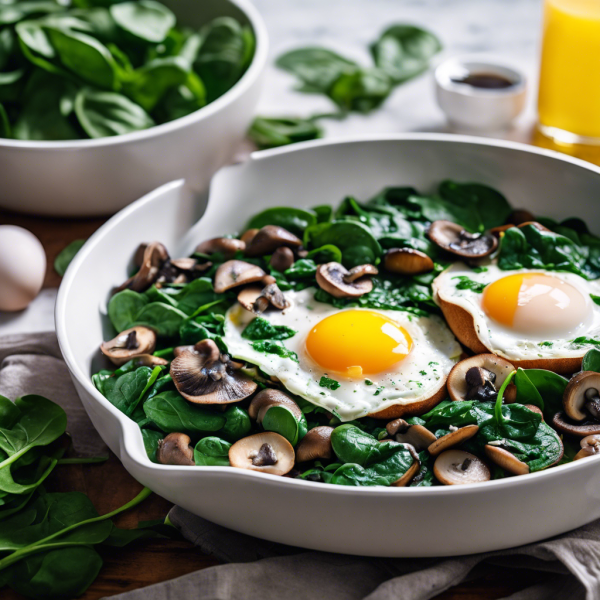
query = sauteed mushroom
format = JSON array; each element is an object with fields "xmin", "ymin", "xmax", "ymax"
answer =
[
  {"xmin": 296, "ymin": 426, "xmax": 334, "ymax": 463},
  {"xmin": 157, "ymin": 433, "xmax": 194, "ymax": 466},
  {"xmin": 229, "ymin": 432, "xmax": 295, "ymax": 475},
  {"xmin": 249, "ymin": 389, "xmax": 303, "ymax": 423},
  {"xmin": 316, "ymin": 262, "xmax": 374, "ymax": 298},
  {"xmin": 170, "ymin": 339, "xmax": 257, "ymax": 404},
  {"xmin": 270, "ymin": 247, "xmax": 295, "ymax": 272},
  {"xmin": 484, "ymin": 445, "xmax": 529, "ymax": 476},
  {"xmin": 574, "ymin": 435, "xmax": 600, "ymax": 461},
  {"xmin": 117, "ymin": 241, "xmax": 169, "ymax": 292},
  {"xmin": 214, "ymin": 260, "xmax": 266, "ymax": 293},
  {"xmin": 386, "ymin": 419, "xmax": 436, "ymax": 452},
  {"xmin": 100, "ymin": 326, "xmax": 157, "ymax": 366},
  {"xmin": 383, "ymin": 248, "xmax": 434, "ymax": 275},
  {"xmin": 195, "ymin": 237, "xmax": 245, "ymax": 258},
  {"xmin": 428, "ymin": 425, "xmax": 479, "ymax": 457},
  {"xmin": 552, "ymin": 412, "xmax": 600, "ymax": 438},
  {"xmin": 447, "ymin": 354, "xmax": 515, "ymax": 402},
  {"xmin": 563, "ymin": 371, "xmax": 600, "ymax": 421},
  {"xmin": 245, "ymin": 225, "xmax": 302, "ymax": 257},
  {"xmin": 433, "ymin": 450, "xmax": 490, "ymax": 485},
  {"xmin": 428, "ymin": 220, "xmax": 498, "ymax": 259},
  {"xmin": 343, "ymin": 264, "xmax": 379, "ymax": 283}
]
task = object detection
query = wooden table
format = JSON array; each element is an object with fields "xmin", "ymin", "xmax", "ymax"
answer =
[{"xmin": 0, "ymin": 208, "xmax": 548, "ymax": 599}]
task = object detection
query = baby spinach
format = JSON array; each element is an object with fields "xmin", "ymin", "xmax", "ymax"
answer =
[
  {"xmin": 251, "ymin": 340, "xmax": 299, "ymax": 363},
  {"xmin": 304, "ymin": 220, "xmax": 382, "ymax": 268},
  {"xmin": 102, "ymin": 366, "xmax": 163, "ymax": 417},
  {"xmin": 129, "ymin": 302, "xmax": 188, "ymax": 337},
  {"xmin": 285, "ymin": 258, "xmax": 318, "ymax": 279},
  {"xmin": 221, "ymin": 406, "xmax": 251, "ymax": 442},
  {"xmin": 246, "ymin": 207, "xmax": 317, "ymax": 237},
  {"xmin": 583, "ymin": 348, "xmax": 600, "ymax": 372},
  {"xmin": 242, "ymin": 317, "xmax": 297, "ymax": 341},
  {"xmin": 109, "ymin": 1, "xmax": 175, "ymax": 44},
  {"xmin": 54, "ymin": 239, "xmax": 85, "ymax": 276},
  {"xmin": 143, "ymin": 391, "xmax": 225, "ymax": 435},
  {"xmin": 249, "ymin": 116, "xmax": 322, "ymax": 150},
  {"xmin": 108, "ymin": 289, "xmax": 149, "ymax": 333},
  {"xmin": 262, "ymin": 405, "xmax": 307, "ymax": 446},
  {"xmin": 194, "ymin": 437, "xmax": 231, "ymax": 466},
  {"xmin": 515, "ymin": 368, "xmax": 568, "ymax": 419}
]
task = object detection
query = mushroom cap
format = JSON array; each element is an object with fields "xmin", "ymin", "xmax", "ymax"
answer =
[
  {"xmin": 195, "ymin": 237, "xmax": 245, "ymax": 258},
  {"xmin": 245, "ymin": 225, "xmax": 302, "ymax": 257},
  {"xmin": 383, "ymin": 248, "xmax": 434, "ymax": 276},
  {"xmin": 433, "ymin": 289, "xmax": 584, "ymax": 374},
  {"xmin": 484, "ymin": 445, "xmax": 529, "ymax": 475},
  {"xmin": 270, "ymin": 247, "xmax": 295, "ymax": 272},
  {"xmin": 129, "ymin": 354, "xmax": 169, "ymax": 367},
  {"xmin": 157, "ymin": 432, "xmax": 194, "ymax": 466},
  {"xmin": 170, "ymin": 339, "xmax": 257, "ymax": 404},
  {"xmin": 241, "ymin": 228, "xmax": 259, "ymax": 245},
  {"xmin": 447, "ymin": 354, "xmax": 515, "ymax": 402},
  {"xmin": 394, "ymin": 424, "xmax": 437, "ymax": 452},
  {"xmin": 214, "ymin": 260, "xmax": 266, "ymax": 293},
  {"xmin": 433, "ymin": 450, "xmax": 490, "ymax": 485},
  {"xmin": 237, "ymin": 286, "xmax": 264, "ymax": 312},
  {"xmin": 386, "ymin": 418, "xmax": 409, "ymax": 436},
  {"xmin": 428, "ymin": 220, "xmax": 498, "ymax": 258},
  {"xmin": 563, "ymin": 371, "xmax": 600, "ymax": 421},
  {"xmin": 552, "ymin": 411, "xmax": 600, "ymax": 437},
  {"xmin": 391, "ymin": 459, "xmax": 421, "ymax": 487},
  {"xmin": 173, "ymin": 345, "xmax": 197, "ymax": 357},
  {"xmin": 229, "ymin": 432, "xmax": 295, "ymax": 475},
  {"xmin": 428, "ymin": 425, "xmax": 479, "ymax": 457},
  {"xmin": 574, "ymin": 434, "xmax": 600, "ymax": 460},
  {"xmin": 248, "ymin": 388, "xmax": 303, "ymax": 422},
  {"xmin": 295, "ymin": 426, "xmax": 334, "ymax": 463},
  {"xmin": 315, "ymin": 262, "xmax": 373, "ymax": 298},
  {"xmin": 100, "ymin": 326, "xmax": 157, "ymax": 366},
  {"xmin": 117, "ymin": 241, "xmax": 169, "ymax": 293},
  {"xmin": 170, "ymin": 257, "xmax": 198, "ymax": 271},
  {"xmin": 343, "ymin": 264, "xmax": 379, "ymax": 283}
]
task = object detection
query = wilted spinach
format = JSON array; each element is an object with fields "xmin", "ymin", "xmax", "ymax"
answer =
[
  {"xmin": 194, "ymin": 437, "xmax": 231, "ymax": 466},
  {"xmin": 54, "ymin": 239, "xmax": 86, "ymax": 276}
]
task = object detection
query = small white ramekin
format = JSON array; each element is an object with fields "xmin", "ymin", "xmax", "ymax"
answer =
[{"xmin": 434, "ymin": 56, "xmax": 527, "ymax": 133}]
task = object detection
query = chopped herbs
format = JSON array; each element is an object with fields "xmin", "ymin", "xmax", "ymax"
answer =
[
  {"xmin": 319, "ymin": 376, "xmax": 341, "ymax": 390},
  {"xmin": 452, "ymin": 276, "xmax": 487, "ymax": 293}
]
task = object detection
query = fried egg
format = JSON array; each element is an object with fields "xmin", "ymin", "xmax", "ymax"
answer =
[
  {"xmin": 223, "ymin": 288, "xmax": 461, "ymax": 421},
  {"xmin": 433, "ymin": 262, "xmax": 600, "ymax": 363}
]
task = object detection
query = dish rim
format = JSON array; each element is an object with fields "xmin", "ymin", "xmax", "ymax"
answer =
[
  {"xmin": 55, "ymin": 132, "xmax": 600, "ymax": 497},
  {"xmin": 0, "ymin": 0, "xmax": 268, "ymax": 151}
]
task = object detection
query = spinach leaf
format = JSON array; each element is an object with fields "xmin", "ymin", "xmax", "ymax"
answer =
[
  {"xmin": 108, "ymin": 289, "xmax": 149, "ymax": 333},
  {"xmin": 285, "ymin": 258, "xmax": 318, "ymax": 279},
  {"xmin": 514, "ymin": 368, "xmax": 544, "ymax": 411},
  {"xmin": 102, "ymin": 366, "xmax": 162, "ymax": 417},
  {"xmin": 249, "ymin": 116, "xmax": 322, "ymax": 150},
  {"xmin": 251, "ymin": 340, "xmax": 299, "ymax": 363},
  {"xmin": 328, "ymin": 67, "xmax": 392, "ymax": 113},
  {"xmin": 143, "ymin": 391, "xmax": 225, "ymax": 435},
  {"xmin": 331, "ymin": 425, "xmax": 402, "ymax": 466},
  {"xmin": 166, "ymin": 277, "xmax": 218, "ymax": 316},
  {"xmin": 54, "ymin": 239, "xmax": 85, "ymax": 276},
  {"xmin": 242, "ymin": 317, "xmax": 297, "ymax": 341},
  {"xmin": 194, "ymin": 437, "xmax": 231, "ymax": 466},
  {"xmin": 330, "ymin": 447, "xmax": 415, "ymax": 486},
  {"xmin": 74, "ymin": 88, "xmax": 155, "ymax": 137},
  {"xmin": 130, "ymin": 302, "xmax": 188, "ymax": 337},
  {"xmin": 304, "ymin": 220, "xmax": 382, "ymax": 268},
  {"xmin": 370, "ymin": 25, "xmax": 441, "ymax": 83},
  {"xmin": 516, "ymin": 368, "xmax": 568, "ymax": 419},
  {"xmin": 583, "ymin": 348, "xmax": 600, "ymax": 372},
  {"xmin": 262, "ymin": 405, "xmax": 306, "ymax": 446},
  {"xmin": 246, "ymin": 207, "xmax": 317, "ymax": 237},
  {"xmin": 221, "ymin": 406, "xmax": 251, "ymax": 442},
  {"xmin": 110, "ymin": 0, "xmax": 175, "ymax": 44}
]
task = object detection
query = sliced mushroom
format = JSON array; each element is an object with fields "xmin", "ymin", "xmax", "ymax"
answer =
[
  {"xmin": 552, "ymin": 412, "xmax": 600, "ymax": 437},
  {"xmin": 245, "ymin": 225, "xmax": 302, "ymax": 257},
  {"xmin": 249, "ymin": 388, "xmax": 303, "ymax": 423},
  {"xmin": 296, "ymin": 426, "xmax": 334, "ymax": 463},
  {"xmin": 563, "ymin": 371, "xmax": 600, "ymax": 422},
  {"xmin": 316, "ymin": 262, "xmax": 374, "ymax": 298},
  {"xmin": 100, "ymin": 326, "xmax": 157, "ymax": 366},
  {"xmin": 391, "ymin": 459, "xmax": 421, "ymax": 487},
  {"xmin": 237, "ymin": 283, "xmax": 289, "ymax": 314},
  {"xmin": 241, "ymin": 228, "xmax": 259, "ymax": 245},
  {"xmin": 484, "ymin": 445, "xmax": 529, "ymax": 475},
  {"xmin": 343, "ymin": 264, "xmax": 379, "ymax": 283},
  {"xmin": 229, "ymin": 432, "xmax": 295, "ymax": 475},
  {"xmin": 383, "ymin": 248, "xmax": 434, "ymax": 276},
  {"xmin": 574, "ymin": 435, "xmax": 600, "ymax": 460},
  {"xmin": 390, "ymin": 421, "xmax": 437, "ymax": 452},
  {"xmin": 433, "ymin": 450, "xmax": 490, "ymax": 485},
  {"xmin": 195, "ymin": 237, "xmax": 245, "ymax": 259},
  {"xmin": 128, "ymin": 354, "xmax": 169, "ymax": 367},
  {"xmin": 116, "ymin": 241, "xmax": 169, "ymax": 293},
  {"xmin": 428, "ymin": 220, "xmax": 498, "ymax": 259},
  {"xmin": 214, "ymin": 260, "xmax": 266, "ymax": 293},
  {"xmin": 157, "ymin": 433, "xmax": 194, "ymax": 466},
  {"xmin": 170, "ymin": 339, "xmax": 257, "ymax": 404},
  {"xmin": 270, "ymin": 247, "xmax": 295, "ymax": 272},
  {"xmin": 447, "ymin": 354, "xmax": 515, "ymax": 402},
  {"xmin": 260, "ymin": 283, "xmax": 290, "ymax": 310},
  {"xmin": 428, "ymin": 425, "xmax": 479, "ymax": 457}
]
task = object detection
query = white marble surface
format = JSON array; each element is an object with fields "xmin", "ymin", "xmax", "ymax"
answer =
[{"xmin": 0, "ymin": 0, "xmax": 544, "ymax": 336}]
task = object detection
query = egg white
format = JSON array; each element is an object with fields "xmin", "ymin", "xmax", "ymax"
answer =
[
  {"xmin": 433, "ymin": 262, "xmax": 600, "ymax": 361},
  {"xmin": 223, "ymin": 288, "xmax": 462, "ymax": 421}
]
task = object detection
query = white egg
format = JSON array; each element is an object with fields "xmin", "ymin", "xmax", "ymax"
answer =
[
  {"xmin": 0, "ymin": 226, "xmax": 46, "ymax": 312},
  {"xmin": 433, "ymin": 262, "xmax": 600, "ymax": 361},
  {"xmin": 223, "ymin": 288, "xmax": 461, "ymax": 421}
]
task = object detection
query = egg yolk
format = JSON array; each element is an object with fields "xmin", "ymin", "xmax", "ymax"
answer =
[
  {"xmin": 482, "ymin": 273, "xmax": 590, "ymax": 336},
  {"xmin": 305, "ymin": 310, "xmax": 412, "ymax": 376}
]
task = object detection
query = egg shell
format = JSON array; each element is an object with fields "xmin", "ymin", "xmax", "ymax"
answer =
[{"xmin": 0, "ymin": 226, "xmax": 46, "ymax": 312}]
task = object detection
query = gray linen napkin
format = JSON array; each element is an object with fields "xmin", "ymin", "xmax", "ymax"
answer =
[{"xmin": 1, "ymin": 333, "xmax": 597, "ymax": 600}]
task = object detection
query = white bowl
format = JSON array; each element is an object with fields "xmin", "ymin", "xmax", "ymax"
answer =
[
  {"xmin": 0, "ymin": 0, "xmax": 267, "ymax": 217},
  {"xmin": 56, "ymin": 135, "xmax": 600, "ymax": 557}
]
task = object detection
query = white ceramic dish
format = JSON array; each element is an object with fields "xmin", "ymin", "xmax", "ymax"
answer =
[
  {"xmin": 0, "ymin": 0, "xmax": 267, "ymax": 217},
  {"xmin": 56, "ymin": 135, "xmax": 600, "ymax": 557}
]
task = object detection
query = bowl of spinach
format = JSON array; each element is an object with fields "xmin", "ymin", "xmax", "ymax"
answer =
[
  {"xmin": 56, "ymin": 134, "xmax": 600, "ymax": 557},
  {"xmin": 0, "ymin": 0, "xmax": 267, "ymax": 216}
]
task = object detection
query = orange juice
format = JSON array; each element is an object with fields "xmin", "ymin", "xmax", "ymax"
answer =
[{"xmin": 536, "ymin": 0, "xmax": 600, "ymax": 162}]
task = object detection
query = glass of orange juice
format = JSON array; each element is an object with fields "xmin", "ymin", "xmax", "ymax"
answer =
[{"xmin": 535, "ymin": 0, "xmax": 600, "ymax": 164}]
